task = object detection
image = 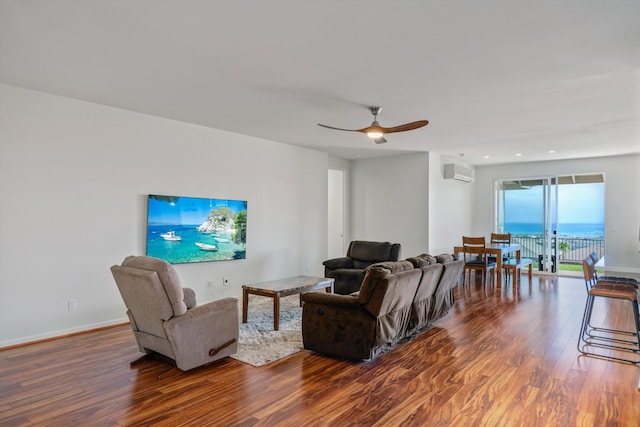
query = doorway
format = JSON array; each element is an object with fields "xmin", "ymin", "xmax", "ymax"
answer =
[
  {"xmin": 328, "ymin": 169, "xmax": 345, "ymax": 259},
  {"xmin": 494, "ymin": 174, "xmax": 605, "ymax": 274}
]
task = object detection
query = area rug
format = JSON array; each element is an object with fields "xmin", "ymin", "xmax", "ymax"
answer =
[{"xmin": 230, "ymin": 294, "xmax": 303, "ymax": 367}]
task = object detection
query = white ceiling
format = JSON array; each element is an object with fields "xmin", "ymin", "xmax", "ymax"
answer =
[{"xmin": 1, "ymin": 1, "xmax": 639, "ymax": 165}]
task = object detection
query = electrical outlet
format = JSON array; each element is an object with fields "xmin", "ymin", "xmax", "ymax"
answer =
[
  {"xmin": 223, "ymin": 277, "xmax": 230, "ymax": 287},
  {"xmin": 207, "ymin": 281, "xmax": 215, "ymax": 298},
  {"xmin": 68, "ymin": 299, "xmax": 77, "ymax": 311}
]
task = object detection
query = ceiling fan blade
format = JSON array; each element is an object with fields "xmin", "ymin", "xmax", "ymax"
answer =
[
  {"xmin": 373, "ymin": 136, "xmax": 387, "ymax": 144},
  {"xmin": 379, "ymin": 120, "xmax": 429, "ymax": 134},
  {"xmin": 317, "ymin": 123, "xmax": 367, "ymax": 132},
  {"xmin": 318, "ymin": 108, "xmax": 428, "ymax": 145}
]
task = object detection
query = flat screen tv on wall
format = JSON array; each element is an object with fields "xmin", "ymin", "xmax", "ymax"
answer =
[{"xmin": 146, "ymin": 194, "xmax": 247, "ymax": 264}]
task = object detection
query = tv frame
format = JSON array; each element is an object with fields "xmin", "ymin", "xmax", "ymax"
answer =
[{"xmin": 145, "ymin": 194, "xmax": 247, "ymax": 264}]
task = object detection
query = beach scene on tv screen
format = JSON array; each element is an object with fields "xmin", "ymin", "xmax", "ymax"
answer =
[{"xmin": 146, "ymin": 195, "xmax": 247, "ymax": 264}]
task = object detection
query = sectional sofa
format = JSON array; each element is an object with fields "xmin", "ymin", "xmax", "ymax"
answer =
[{"xmin": 301, "ymin": 254, "xmax": 463, "ymax": 361}]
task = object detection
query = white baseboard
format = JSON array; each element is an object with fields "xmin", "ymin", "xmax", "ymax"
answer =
[{"xmin": 0, "ymin": 317, "xmax": 129, "ymax": 349}]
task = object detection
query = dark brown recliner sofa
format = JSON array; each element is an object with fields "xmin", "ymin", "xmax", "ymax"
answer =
[
  {"xmin": 302, "ymin": 260, "xmax": 420, "ymax": 360},
  {"xmin": 322, "ymin": 240, "xmax": 402, "ymax": 295},
  {"xmin": 303, "ymin": 254, "xmax": 463, "ymax": 361},
  {"xmin": 406, "ymin": 254, "xmax": 464, "ymax": 334}
]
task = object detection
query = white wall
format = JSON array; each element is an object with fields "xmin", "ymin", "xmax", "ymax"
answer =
[
  {"xmin": 428, "ymin": 153, "xmax": 475, "ymax": 254},
  {"xmin": 348, "ymin": 152, "xmax": 476, "ymax": 258},
  {"xmin": 0, "ymin": 84, "xmax": 328, "ymax": 347},
  {"xmin": 473, "ymin": 155, "xmax": 640, "ymax": 256},
  {"xmin": 350, "ymin": 153, "xmax": 430, "ymax": 257}
]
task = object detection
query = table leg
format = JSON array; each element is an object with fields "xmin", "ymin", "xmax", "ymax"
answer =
[
  {"xmin": 242, "ymin": 288, "xmax": 248, "ymax": 324},
  {"xmin": 496, "ymin": 253, "xmax": 503, "ymax": 288},
  {"xmin": 273, "ymin": 294, "xmax": 280, "ymax": 331}
]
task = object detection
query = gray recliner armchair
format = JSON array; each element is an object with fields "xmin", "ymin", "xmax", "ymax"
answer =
[
  {"xmin": 323, "ymin": 240, "xmax": 401, "ymax": 295},
  {"xmin": 111, "ymin": 255, "xmax": 239, "ymax": 371}
]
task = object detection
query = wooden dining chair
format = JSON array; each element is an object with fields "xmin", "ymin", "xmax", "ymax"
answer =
[
  {"xmin": 462, "ymin": 236, "xmax": 496, "ymax": 286},
  {"xmin": 490, "ymin": 233, "xmax": 511, "ymax": 245},
  {"xmin": 490, "ymin": 233, "xmax": 513, "ymax": 281}
]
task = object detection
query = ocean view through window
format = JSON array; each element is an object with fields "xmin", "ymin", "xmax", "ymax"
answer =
[
  {"xmin": 504, "ymin": 222, "xmax": 604, "ymax": 238},
  {"xmin": 496, "ymin": 174, "xmax": 605, "ymax": 270}
]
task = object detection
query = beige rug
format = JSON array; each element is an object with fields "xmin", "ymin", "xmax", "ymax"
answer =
[{"xmin": 230, "ymin": 294, "xmax": 303, "ymax": 367}]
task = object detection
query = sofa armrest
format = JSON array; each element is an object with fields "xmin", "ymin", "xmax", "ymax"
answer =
[
  {"xmin": 302, "ymin": 292, "xmax": 360, "ymax": 309},
  {"xmin": 322, "ymin": 257, "xmax": 354, "ymax": 270},
  {"xmin": 302, "ymin": 294, "xmax": 376, "ymax": 360},
  {"xmin": 183, "ymin": 287, "xmax": 197, "ymax": 309},
  {"xmin": 164, "ymin": 297, "xmax": 239, "ymax": 371}
]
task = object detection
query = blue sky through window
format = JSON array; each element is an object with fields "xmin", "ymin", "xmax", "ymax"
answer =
[{"xmin": 504, "ymin": 183, "xmax": 604, "ymax": 224}]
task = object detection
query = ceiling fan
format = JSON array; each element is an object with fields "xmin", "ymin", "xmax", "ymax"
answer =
[{"xmin": 317, "ymin": 106, "xmax": 428, "ymax": 144}]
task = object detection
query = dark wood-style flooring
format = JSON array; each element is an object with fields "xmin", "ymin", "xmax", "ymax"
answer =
[{"xmin": 1, "ymin": 275, "xmax": 639, "ymax": 426}]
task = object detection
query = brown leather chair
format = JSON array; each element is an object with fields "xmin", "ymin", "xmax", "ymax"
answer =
[
  {"xmin": 322, "ymin": 241, "xmax": 401, "ymax": 294},
  {"xmin": 302, "ymin": 260, "xmax": 421, "ymax": 360}
]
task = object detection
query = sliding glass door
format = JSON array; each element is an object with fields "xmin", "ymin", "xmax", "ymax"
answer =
[
  {"xmin": 494, "ymin": 174, "xmax": 605, "ymax": 274},
  {"xmin": 494, "ymin": 177, "xmax": 557, "ymax": 272}
]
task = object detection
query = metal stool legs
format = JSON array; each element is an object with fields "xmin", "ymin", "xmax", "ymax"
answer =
[{"xmin": 577, "ymin": 285, "xmax": 640, "ymax": 364}]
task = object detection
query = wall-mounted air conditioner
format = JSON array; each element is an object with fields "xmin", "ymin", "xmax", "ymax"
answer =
[{"xmin": 443, "ymin": 163, "xmax": 473, "ymax": 182}]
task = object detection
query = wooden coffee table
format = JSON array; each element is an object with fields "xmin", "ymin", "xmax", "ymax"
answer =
[{"xmin": 242, "ymin": 275, "xmax": 334, "ymax": 331}]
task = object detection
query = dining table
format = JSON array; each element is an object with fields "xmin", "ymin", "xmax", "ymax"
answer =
[
  {"xmin": 594, "ymin": 253, "xmax": 640, "ymax": 280},
  {"xmin": 453, "ymin": 242, "xmax": 522, "ymax": 288}
]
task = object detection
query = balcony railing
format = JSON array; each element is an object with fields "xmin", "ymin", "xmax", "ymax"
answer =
[{"xmin": 511, "ymin": 234, "xmax": 604, "ymax": 270}]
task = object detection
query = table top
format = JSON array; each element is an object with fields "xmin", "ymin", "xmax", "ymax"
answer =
[
  {"xmin": 485, "ymin": 242, "xmax": 521, "ymax": 251},
  {"xmin": 454, "ymin": 242, "xmax": 522, "ymax": 252},
  {"xmin": 243, "ymin": 275, "xmax": 334, "ymax": 293},
  {"xmin": 595, "ymin": 254, "xmax": 640, "ymax": 274}
]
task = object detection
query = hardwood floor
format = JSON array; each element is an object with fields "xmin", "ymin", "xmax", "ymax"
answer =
[{"xmin": 1, "ymin": 275, "xmax": 639, "ymax": 426}]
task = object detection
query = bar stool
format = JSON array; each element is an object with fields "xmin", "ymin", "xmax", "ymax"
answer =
[
  {"xmin": 582, "ymin": 256, "xmax": 638, "ymax": 293},
  {"xmin": 577, "ymin": 283, "xmax": 640, "ymax": 365},
  {"xmin": 589, "ymin": 252, "xmax": 638, "ymax": 286}
]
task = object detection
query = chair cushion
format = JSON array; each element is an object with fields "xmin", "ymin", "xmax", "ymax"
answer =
[
  {"xmin": 599, "ymin": 276, "xmax": 638, "ymax": 286},
  {"xmin": 353, "ymin": 260, "xmax": 375, "ymax": 269},
  {"xmin": 122, "ymin": 256, "xmax": 188, "ymax": 316},
  {"xmin": 349, "ymin": 241, "xmax": 393, "ymax": 262},
  {"xmin": 466, "ymin": 260, "xmax": 495, "ymax": 267}
]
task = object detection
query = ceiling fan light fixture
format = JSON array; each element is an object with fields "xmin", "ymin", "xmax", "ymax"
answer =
[
  {"xmin": 317, "ymin": 105, "xmax": 428, "ymax": 145},
  {"xmin": 366, "ymin": 121, "xmax": 383, "ymax": 139}
]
